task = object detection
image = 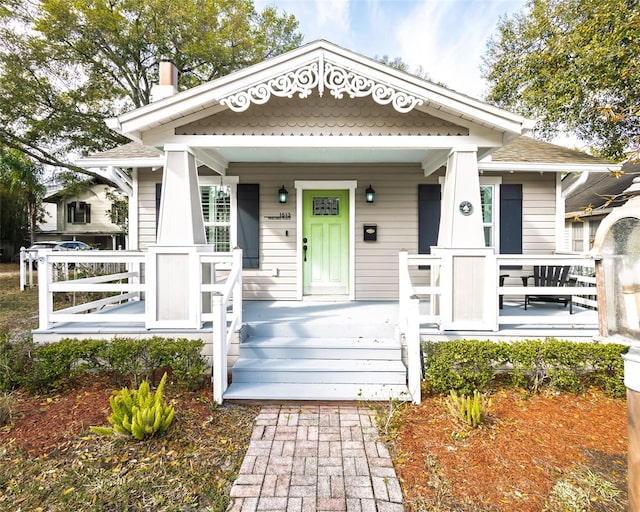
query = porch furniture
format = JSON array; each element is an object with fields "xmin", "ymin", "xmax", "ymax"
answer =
[
  {"xmin": 522, "ymin": 265, "xmax": 573, "ymax": 314},
  {"xmin": 499, "ymin": 274, "xmax": 509, "ymax": 309}
]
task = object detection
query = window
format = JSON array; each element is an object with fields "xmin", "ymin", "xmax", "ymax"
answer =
[
  {"xmin": 572, "ymin": 222, "xmax": 585, "ymax": 252},
  {"xmin": 200, "ymin": 184, "xmax": 231, "ymax": 252},
  {"xmin": 480, "ymin": 185, "xmax": 495, "ymax": 247},
  {"xmin": 155, "ymin": 177, "xmax": 239, "ymax": 252},
  {"xmin": 67, "ymin": 201, "xmax": 91, "ymax": 224},
  {"xmin": 428, "ymin": 178, "xmax": 520, "ymax": 254},
  {"xmin": 313, "ymin": 197, "xmax": 340, "ymax": 216}
]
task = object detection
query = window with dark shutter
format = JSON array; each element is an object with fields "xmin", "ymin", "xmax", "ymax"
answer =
[
  {"xmin": 237, "ymin": 184, "xmax": 260, "ymax": 269},
  {"xmin": 155, "ymin": 183, "xmax": 162, "ymax": 235},
  {"xmin": 418, "ymin": 184, "xmax": 441, "ymax": 255},
  {"xmin": 499, "ymin": 184, "xmax": 523, "ymax": 255},
  {"xmin": 66, "ymin": 201, "xmax": 91, "ymax": 224}
]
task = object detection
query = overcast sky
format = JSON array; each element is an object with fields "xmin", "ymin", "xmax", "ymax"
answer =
[{"xmin": 255, "ymin": 0, "xmax": 528, "ymax": 99}]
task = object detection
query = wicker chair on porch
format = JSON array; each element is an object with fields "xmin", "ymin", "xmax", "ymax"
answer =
[{"xmin": 522, "ymin": 265, "xmax": 573, "ymax": 314}]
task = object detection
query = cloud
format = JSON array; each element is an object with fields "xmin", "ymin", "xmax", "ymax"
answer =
[
  {"xmin": 313, "ymin": 0, "xmax": 351, "ymax": 33},
  {"xmin": 395, "ymin": 0, "xmax": 525, "ymax": 98}
]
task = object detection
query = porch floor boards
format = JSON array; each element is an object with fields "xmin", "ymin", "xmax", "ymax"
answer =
[{"xmin": 31, "ymin": 298, "xmax": 600, "ymax": 342}]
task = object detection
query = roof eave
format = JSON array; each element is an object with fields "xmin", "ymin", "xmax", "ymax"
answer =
[
  {"xmin": 76, "ymin": 156, "xmax": 165, "ymax": 168},
  {"xmin": 478, "ymin": 162, "xmax": 622, "ymax": 173}
]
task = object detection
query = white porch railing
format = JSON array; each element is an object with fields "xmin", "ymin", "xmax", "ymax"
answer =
[
  {"xmin": 37, "ymin": 251, "xmax": 146, "ymax": 329},
  {"xmin": 200, "ymin": 248, "xmax": 243, "ymax": 404},
  {"xmin": 34, "ymin": 247, "xmax": 244, "ymax": 404},
  {"xmin": 496, "ymin": 254, "xmax": 598, "ymax": 326},
  {"xmin": 398, "ymin": 250, "xmax": 443, "ymax": 404},
  {"xmin": 398, "ymin": 251, "xmax": 600, "ymax": 404}
]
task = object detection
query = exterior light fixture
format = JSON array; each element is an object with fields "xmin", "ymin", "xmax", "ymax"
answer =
[
  {"xmin": 365, "ymin": 185, "xmax": 375, "ymax": 203},
  {"xmin": 278, "ymin": 185, "xmax": 288, "ymax": 204}
]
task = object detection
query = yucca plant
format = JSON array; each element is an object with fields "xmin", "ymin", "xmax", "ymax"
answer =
[
  {"xmin": 91, "ymin": 372, "xmax": 175, "ymax": 440},
  {"xmin": 445, "ymin": 389, "xmax": 491, "ymax": 428}
]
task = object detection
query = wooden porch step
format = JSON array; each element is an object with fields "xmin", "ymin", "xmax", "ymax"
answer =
[
  {"xmin": 225, "ymin": 321, "xmax": 410, "ymax": 402},
  {"xmin": 242, "ymin": 322, "xmax": 398, "ymax": 340},
  {"xmin": 223, "ymin": 382, "xmax": 411, "ymax": 401},
  {"xmin": 231, "ymin": 358, "xmax": 406, "ymax": 384},
  {"xmin": 238, "ymin": 337, "xmax": 402, "ymax": 360}
]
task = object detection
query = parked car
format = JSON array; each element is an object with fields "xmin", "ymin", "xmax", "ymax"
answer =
[{"xmin": 25, "ymin": 241, "xmax": 92, "ymax": 268}]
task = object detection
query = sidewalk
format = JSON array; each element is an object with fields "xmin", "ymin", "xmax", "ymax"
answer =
[{"xmin": 228, "ymin": 404, "xmax": 405, "ymax": 512}]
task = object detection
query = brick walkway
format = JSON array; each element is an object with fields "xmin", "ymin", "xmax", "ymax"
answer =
[{"xmin": 228, "ymin": 404, "xmax": 405, "ymax": 512}]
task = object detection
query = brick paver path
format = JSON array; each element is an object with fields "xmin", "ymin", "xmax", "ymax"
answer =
[{"xmin": 228, "ymin": 404, "xmax": 404, "ymax": 512}]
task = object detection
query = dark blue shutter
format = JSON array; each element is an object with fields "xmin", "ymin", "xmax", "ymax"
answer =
[
  {"xmin": 418, "ymin": 184, "xmax": 441, "ymax": 255},
  {"xmin": 155, "ymin": 183, "xmax": 162, "ymax": 235},
  {"xmin": 499, "ymin": 184, "xmax": 522, "ymax": 255},
  {"xmin": 237, "ymin": 184, "xmax": 260, "ymax": 269}
]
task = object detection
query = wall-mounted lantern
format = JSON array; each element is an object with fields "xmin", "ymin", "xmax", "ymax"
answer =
[
  {"xmin": 365, "ymin": 184, "xmax": 375, "ymax": 203},
  {"xmin": 278, "ymin": 185, "xmax": 288, "ymax": 204}
]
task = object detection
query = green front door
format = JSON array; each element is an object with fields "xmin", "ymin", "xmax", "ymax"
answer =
[{"xmin": 302, "ymin": 189, "xmax": 349, "ymax": 295}]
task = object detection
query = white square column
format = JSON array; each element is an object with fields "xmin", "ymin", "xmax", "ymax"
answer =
[
  {"xmin": 434, "ymin": 146, "xmax": 498, "ymax": 331},
  {"xmin": 147, "ymin": 145, "xmax": 208, "ymax": 328}
]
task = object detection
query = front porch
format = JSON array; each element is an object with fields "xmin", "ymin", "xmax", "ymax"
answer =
[{"xmin": 28, "ymin": 249, "xmax": 600, "ymax": 403}]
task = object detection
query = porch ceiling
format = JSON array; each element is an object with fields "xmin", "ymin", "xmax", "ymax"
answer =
[{"xmin": 201, "ymin": 146, "xmax": 436, "ymax": 165}]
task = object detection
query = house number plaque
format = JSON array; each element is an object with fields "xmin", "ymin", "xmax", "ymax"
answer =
[{"xmin": 459, "ymin": 201, "xmax": 473, "ymax": 216}]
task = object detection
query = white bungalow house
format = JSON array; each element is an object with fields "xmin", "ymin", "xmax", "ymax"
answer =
[{"xmin": 33, "ymin": 41, "xmax": 619, "ymax": 403}]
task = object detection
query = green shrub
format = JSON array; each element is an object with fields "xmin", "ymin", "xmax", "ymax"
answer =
[
  {"xmin": 423, "ymin": 339, "xmax": 627, "ymax": 397},
  {"xmin": 146, "ymin": 337, "xmax": 207, "ymax": 390},
  {"xmin": 91, "ymin": 372, "xmax": 175, "ymax": 440},
  {"xmin": 21, "ymin": 338, "xmax": 91, "ymax": 392},
  {"xmin": 99, "ymin": 337, "xmax": 147, "ymax": 386},
  {"xmin": 589, "ymin": 343, "xmax": 626, "ymax": 398},
  {"xmin": 0, "ymin": 392, "xmax": 12, "ymax": 427},
  {"xmin": 423, "ymin": 339, "xmax": 506, "ymax": 394},
  {"xmin": 0, "ymin": 329, "xmax": 35, "ymax": 391},
  {"xmin": 20, "ymin": 336, "xmax": 208, "ymax": 393}
]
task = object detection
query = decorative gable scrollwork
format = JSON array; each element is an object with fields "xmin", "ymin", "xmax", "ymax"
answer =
[
  {"xmin": 323, "ymin": 62, "xmax": 423, "ymax": 113},
  {"xmin": 220, "ymin": 62, "xmax": 319, "ymax": 111},
  {"xmin": 220, "ymin": 56, "xmax": 424, "ymax": 114}
]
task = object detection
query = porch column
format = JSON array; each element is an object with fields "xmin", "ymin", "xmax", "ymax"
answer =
[
  {"xmin": 156, "ymin": 145, "xmax": 206, "ymax": 245},
  {"xmin": 433, "ymin": 146, "xmax": 498, "ymax": 331},
  {"xmin": 438, "ymin": 146, "xmax": 484, "ymax": 248},
  {"xmin": 147, "ymin": 145, "xmax": 207, "ymax": 328}
]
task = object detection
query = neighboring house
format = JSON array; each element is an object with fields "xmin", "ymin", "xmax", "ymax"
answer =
[
  {"xmin": 564, "ymin": 161, "xmax": 639, "ymax": 253},
  {"xmin": 37, "ymin": 182, "xmax": 126, "ymax": 249},
  {"xmin": 34, "ymin": 41, "xmax": 620, "ymax": 402}
]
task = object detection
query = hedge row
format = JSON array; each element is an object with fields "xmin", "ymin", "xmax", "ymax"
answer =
[
  {"xmin": 423, "ymin": 338, "xmax": 627, "ymax": 397},
  {"xmin": 0, "ymin": 332, "xmax": 208, "ymax": 393}
]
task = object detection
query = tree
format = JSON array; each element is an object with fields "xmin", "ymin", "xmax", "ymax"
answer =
[
  {"xmin": 0, "ymin": 147, "xmax": 46, "ymax": 247},
  {"xmin": 482, "ymin": 0, "xmax": 639, "ymax": 161},
  {"xmin": 0, "ymin": 0, "xmax": 302, "ymax": 174}
]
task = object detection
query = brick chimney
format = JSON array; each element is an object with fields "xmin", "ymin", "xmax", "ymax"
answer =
[{"xmin": 151, "ymin": 60, "xmax": 178, "ymax": 102}]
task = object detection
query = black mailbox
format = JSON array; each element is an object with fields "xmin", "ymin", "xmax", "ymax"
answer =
[{"xmin": 363, "ymin": 224, "xmax": 377, "ymax": 241}]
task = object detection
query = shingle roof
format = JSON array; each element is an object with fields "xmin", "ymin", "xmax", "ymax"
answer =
[
  {"xmin": 492, "ymin": 136, "xmax": 611, "ymax": 165},
  {"xmin": 565, "ymin": 161, "xmax": 640, "ymax": 215},
  {"xmin": 86, "ymin": 142, "xmax": 163, "ymax": 159}
]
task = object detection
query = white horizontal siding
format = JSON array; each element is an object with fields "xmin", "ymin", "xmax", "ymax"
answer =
[{"xmin": 137, "ymin": 167, "xmax": 161, "ymax": 250}]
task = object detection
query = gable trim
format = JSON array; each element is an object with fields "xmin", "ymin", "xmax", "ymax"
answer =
[
  {"xmin": 109, "ymin": 41, "xmax": 534, "ymax": 139},
  {"xmin": 219, "ymin": 55, "xmax": 424, "ymax": 114}
]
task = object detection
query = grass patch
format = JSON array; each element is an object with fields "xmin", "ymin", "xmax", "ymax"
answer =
[
  {"xmin": 0, "ymin": 402, "xmax": 258, "ymax": 512},
  {"xmin": 0, "ymin": 265, "xmax": 39, "ymax": 340},
  {"xmin": 547, "ymin": 464, "xmax": 624, "ymax": 511}
]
